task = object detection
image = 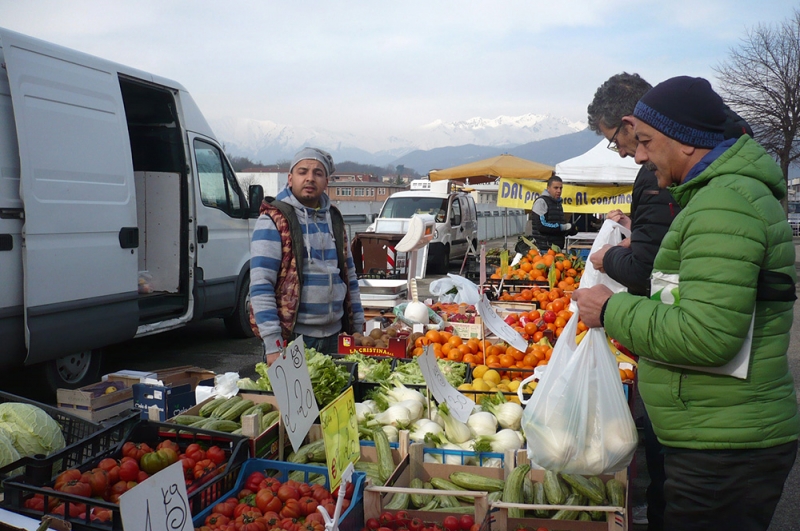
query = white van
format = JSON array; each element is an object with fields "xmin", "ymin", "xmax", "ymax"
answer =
[
  {"xmin": 0, "ymin": 28, "xmax": 261, "ymax": 392},
  {"xmin": 366, "ymin": 180, "xmax": 477, "ymax": 274}
]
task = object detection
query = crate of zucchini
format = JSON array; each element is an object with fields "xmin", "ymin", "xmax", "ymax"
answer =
[
  {"xmin": 363, "ymin": 442, "xmax": 510, "ymax": 526},
  {"xmin": 490, "ymin": 452, "xmax": 628, "ymax": 531},
  {"xmin": 168, "ymin": 392, "xmax": 283, "ymax": 460}
]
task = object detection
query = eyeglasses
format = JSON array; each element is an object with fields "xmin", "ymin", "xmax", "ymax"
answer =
[{"xmin": 607, "ymin": 122, "xmax": 624, "ymax": 152}]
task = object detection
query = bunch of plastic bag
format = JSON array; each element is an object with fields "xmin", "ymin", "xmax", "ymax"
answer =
[
  {"xmin": 520, "ymin": 220, "xmax": 638, "ymax": 474},
  {"xmin": 429, "ymin": 274, "xmax": 481, "ymax": 305}
]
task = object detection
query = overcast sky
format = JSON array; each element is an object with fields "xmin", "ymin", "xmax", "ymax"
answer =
[{"xmin": 0, "ymin": 1, "xmax": 796, "ymax": 137}]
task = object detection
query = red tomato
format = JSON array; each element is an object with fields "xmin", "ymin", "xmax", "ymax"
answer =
[
  {"xmin": 543, "ymin": 310, "xmax": 557, "ymax": 324},
  {"xmin": 443, "ymin": 515, "xmax": 460, "ymax": 531},
  {"xmin": 262, "ymin": 511, "xmax": 281, "ymax": 528},
  {"xmin": 458, "ymin": 515, "xmax": 475, "ymax": 530},
  {"xmin": 332, "ymin": 482, "xmax": 354, "ymax": 500},
  {"xmin": 206, "ymin": 445, "xmax": 226, "ymax": 465},
  {"xmin": 194, "ymin": 459, "xmax": 217, "ymax": 480},
  {"xmin": 280, "ymin": 498, "xmax": 302, "ymax": 519},
  {"xmin": 179, "ymin": 456, "xmax": 196, "ymax": 479},
  {"xmin": 81, "ymin": 468, "xmax": 109, "ymax": 497},
  {"xmin": 213, "ymin": 497, "xmax": 238, "ymax": 518},
  {"xmin": 379, "ymin": 512, "xmax": 395, "ymax": 526},
  {"xmin": 57, "ymin": 479, "xmax": 92, "ymax": 498},
  {"xmin": 156, "ymin": 439, "xmax": 180, "ymax": 453},
  {"xmin": 119, "ymin": 459, "xmax": 139, "ymax": 481},
  {"xmin": 297, "ymin": 496, "xmax": 318, "ymax": 516},
  {"xmin": 277, "ymin": 484, "xmax": 299, "ymax": 503},
  {"xmin": 184, "ymin": 443, "xmax": 206, "ymax": 462},
  {"xmin": 233, "ymin": 510, "xmax": 266, "ymax": 531},
  {"xmin": 309, "ymin": 484, "xmax": 329, "ymax": 503},
  {"xmin": 121, "ymin": 441, "xmax": 152, "ymax": 461},
  {"xmin": 51, "ymin": 502, "xmax": 87, "ymax": 518},
  {"xmin": 366, "ymin": 517, "xmax": 381, "ymax": 531},
  {"xmin": 54, "ymin": 469, "xmax": 82, "ymax": 491},
  {"xmin": 23, "ymin": 496, "xmax": 44, "ymax": 512},
  {"xmin": 256, "ymin": 489, "xmax": 282, "ymax": 514},
  {"xmin": 409, "ymin": 518, "xmax": 424, "ymax": 531},
  {"xmin": 90, "ymin": 507, "xmax": 113, "ymax": 522},
  {"xmin": 137, "ymin": 470, "xmax": 149, "ymax": 482},
  {"xmin": 205, "ymin": 513, "xmax": 230, "ymax": 529},
  {"xmin": 97, "ymin": 458, "xmax": 120, "ymax": 484},
  {"xmin": 395, "ymin": 510, "xmax": 411, "ymax": 525},
  {"xmin": 244, "ymin": 471, "xmax": 265, "ymax": 492}
]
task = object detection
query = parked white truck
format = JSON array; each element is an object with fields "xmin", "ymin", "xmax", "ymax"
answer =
[
  {"xmin": 0, "ymin": 28, "xmax": 263, "ymax": 392},
  {"xmin": 365, "ymin": 179, "xmax": 478, "ymax": 274}
]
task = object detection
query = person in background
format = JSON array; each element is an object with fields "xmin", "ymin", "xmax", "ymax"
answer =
[
  {"xmin": 586, "ymin": 72, "xmax": 679, "ymax": 530},
  {"xmin": 250, "ymin": 147, "xmax": 365, "ymax": 362},
  {"xmin": 574, "ymin": 76, "xmax": 798, "ymax": 531},
  {"xmin": 529, "ymin": 175, "xmax": 577, "ymax": 251}
]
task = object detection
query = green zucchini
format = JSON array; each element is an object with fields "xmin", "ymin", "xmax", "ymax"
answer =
[
  {"xmin": 551, "ymin": 493, "xmax": 583, "ymax": 520},
  {"xmin": 606, "ymin": 478, "xmax": 626, "ymax": 507},
  {"xmin": 409, "ymin": 478, "xmax": 433, "ymax": 508},
  {"xmin": 531, "ymin": 481, "xmax": 551, "ymax": 518},
  {"xmin": 210, "ymin": 395, "xmax": 243, "ymax": 419},
  {"xmin": 384, "ymin": 491, "xmax": 410, "ymax": 510},
  {"xmin": 198, "ymin": 396, "xmax": 227, "ymax": 417},
  {"xmin": 373, "ymin": 428, "xmax": 395, "ymax": 484},
  {"xmin": 502, "ymin": 464, "xmax": 530, "ymax": 518},
  {"xmin": 543, "ymin": 471, "xmax": 565, "ymax": 505},
  {"xmin": 430, "ymin": 477, "xmax": 476, "ymax": 504},
  {"xmin": 172, "ymin": 414, "xmax": 205, "ymax": 425},
  {"xmin": 449, "ymin": 471, "xmax": 504, "ymax": 492},
  {"xmin": 561, "ymin": 473, "xmax": 605, "ymax": 504}
]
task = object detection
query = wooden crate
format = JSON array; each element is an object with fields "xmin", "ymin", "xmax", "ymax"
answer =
[
  {"xmin": 489, "ymin": 451, "xmax": 629, "ymax": 531},
  {"xmin": 364, "ymin": 442, "xmax": 515, "ymax": 526}
]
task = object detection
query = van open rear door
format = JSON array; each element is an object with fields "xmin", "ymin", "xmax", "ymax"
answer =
[{"xmin": 0, "ymin": 29, "xmax": 139, "ymax": 364}]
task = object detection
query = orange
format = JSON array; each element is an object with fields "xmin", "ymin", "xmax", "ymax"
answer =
[
  {"xmin": 448, "ymin": 350, "xmax": 463, "ymax": 362},
  {"xmin": 441, "ymin": 343, "xmax": 452, "ymax": 356},
  {"xmin": 524, "ymin": 322, "xmax": 538, "ymax": 335},
  {"xmin": 415, "ymin": 336, "xmax": 431, "ymax": 348},
  {"xmin": 440, "ymin": 331, "xmax": 453, "ymax": 342},
  {"xmin": 486, "ymin": 354, "xmax": 500, "ymax": 367},
  {"xmin": 522, "ymin": 354, "xmax": 537, "ymax": 367},
  {"xmin": 412, "ymin": 347, "xmax": 424, "ymax": 356},
  {"xmin": 457, "ymin": 344, "xmax": 471, "ymax": 356},
  {"xmin": 425, "ymin": 330, "xmax": 442, "ymax": 344},
  {"xmin": 520, "ymin": 289, "xmax": 533, "ymax": 301},
  {"xmin": 447, "ymin": 336, "xmax": 463, "ymax": 348},
  {"xmin": 551, "ymin": 299, "xmax": 565, "ymax": 312},
  {"xmin": 520, "ymin": 262, "xmax": 533, "ymax": 273},
  {"xmin": 462, "ymin": 353, "xmax": 477, "ymax": 366},
  {"xmin": 555, "ymin": 327, "xmax": 564, "ymax": 337},
  {"xmin": 537, "ymin": 359, "xmax": 549, "ymax": 367},
  {"xmin": 554, "ymin": 316, "xmax": 567, "ymax": 329},
  {"xmin": 499, "ymin": 354, "xmax": 515, "ymax": 368},
  {"xmin": 527, "ymin": 310, "xmax": 541, "ymax": 321},
  {"xmin": 624, "ymin": 368, "xmax": 636, "ymax": 381},
  {"xmin": 619, "ymin": 368, "xmax": 627, "ymax": 381},
  {"xmin": 466, "ymin": 339, "xmax": 480, "ymax": 354},
  {"xmin": 533, "ymin": 331, "xmax": 544, "ymax": 343}
]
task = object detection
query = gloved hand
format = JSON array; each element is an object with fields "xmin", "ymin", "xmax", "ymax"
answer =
[
  {"xmin": 514, "ymin": 238, "xmax": 531, "ymax": 256},
  {"xmin": 560, "ymin": 223, "xmax": 572, "ymax": 232},
  {"xmin": 568, "ymin": 224, "xmax": 579, "ymax": 236}
]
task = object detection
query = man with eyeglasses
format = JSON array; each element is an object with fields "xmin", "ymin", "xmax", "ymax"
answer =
[{"xmin": 587, "ymin": 72, "xmax": 679, "ymax": 531}]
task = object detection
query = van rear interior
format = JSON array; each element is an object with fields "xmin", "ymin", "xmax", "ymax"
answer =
[{"xmin": 120, "ymin": 77, "xmax": 189, "ymax": 325}]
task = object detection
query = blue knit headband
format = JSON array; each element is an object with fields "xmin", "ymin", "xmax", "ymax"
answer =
[{"xmin": 634, "ymin": 101, "xmax": 725, "ymax": 149}]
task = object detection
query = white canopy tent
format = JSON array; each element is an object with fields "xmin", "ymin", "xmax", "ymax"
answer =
[{"xmin": 554, "ymin": 139, "xmax": 640, "ymax": 184}]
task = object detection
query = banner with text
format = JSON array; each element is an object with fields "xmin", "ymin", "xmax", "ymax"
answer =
[{"xmin": 497, "ymin": 178, "xmax": 633, "ymax": 214}]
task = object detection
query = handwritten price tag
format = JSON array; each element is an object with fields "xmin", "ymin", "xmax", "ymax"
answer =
[
  {"xmin": 477, "ymin": 294, "xmax": 528, "ymax": 353},
  {"xmin": 119, "ymin": 461, "xmax": 191, "ymax": 531},
  {"xmin": 267, "ymin": 335, "xmax": 320, "ymax": 453},
  {"xmin": 319, "ymin": 387, "xmax": 360, "ymax": 491},
  {"xmin": 416, "ymin": 348, "xmax": 474, "ymax": 423}
]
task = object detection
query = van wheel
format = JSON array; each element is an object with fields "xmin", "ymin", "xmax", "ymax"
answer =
[
  {"xmin": 224, "ymin": 277, "xmax": 255, "ymax": 339},
  {"xmin": 45, "ymin": 349, "xmax": 103, "ymax": 392},
  {"xmin": 428, "ymin": 244, "xmax": 450, "ymax": 275}
]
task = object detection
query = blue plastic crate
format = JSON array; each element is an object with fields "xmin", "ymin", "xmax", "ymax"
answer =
[{"xmin": 192, "ymin": 458, "xmax": 366, "ymax": 529}]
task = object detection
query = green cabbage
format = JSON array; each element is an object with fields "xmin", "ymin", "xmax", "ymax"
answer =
[
  {"xmin": 0, "ymin": 430, "xmax": 21, "ymax": 467},
  {"xmin": 0, "ymin": 403, "xmax": 66, "ymax": 458}
]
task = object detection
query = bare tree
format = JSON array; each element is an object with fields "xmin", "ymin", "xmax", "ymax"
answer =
[{"xmin": 715, "ymin": 9, "xmax": 800, "ymax": 189}]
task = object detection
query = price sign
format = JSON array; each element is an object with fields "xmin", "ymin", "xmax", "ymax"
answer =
[
  {"xmin": 267, "ymin": 335, "xmax": 319, "ymax": 453},
  {"xmin": 120, "ymin": 461, "xmax": 191, "ymax": 531},
  {"xmin": 319, "ymin": 387, "xmax": 360, "ymax": 491},
  {"xmin": 416, "ymin": 348, "xmax": 474, "ymax": 423},
  {"xmin": 477, "ymin": 294, "xmax": 528, "ymax": 353}
]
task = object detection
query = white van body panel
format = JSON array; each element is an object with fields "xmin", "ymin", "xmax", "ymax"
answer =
[{"xmin": 0, "ymin": 27, "xmax": 254, "ymax": 383}]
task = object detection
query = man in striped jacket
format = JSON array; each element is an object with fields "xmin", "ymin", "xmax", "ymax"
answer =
[{"xmin": 250, "ymin": 148, "xmax": 364, "ymax": 362}]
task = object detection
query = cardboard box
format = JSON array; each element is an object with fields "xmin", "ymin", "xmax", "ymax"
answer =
[
  {"xmin": 56, "ymin": 380, "xmax": 134, "ymax": 422},
  {"xmin": 338, "ymin": 334, "xmax": 407, "ymax": 358},
  {"xmin": 168, "ymin": 393, "xmax": 283, "ymax": 460},
  {"xmin": 132, "ymin": 383, "xmax": 198, "ymax": 421},
  {"xmin": 103, "ymin": 365, "xmax": 215, "ymax": 389}
]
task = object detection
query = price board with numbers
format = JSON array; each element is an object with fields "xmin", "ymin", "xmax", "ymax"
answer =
[
  {"xmin": 267, "ymin": 335, "xmax": 320, "ymax": 453},
  {"xmin": 319, "ymin": 386, "xmax": 360, "ymax": 491}
]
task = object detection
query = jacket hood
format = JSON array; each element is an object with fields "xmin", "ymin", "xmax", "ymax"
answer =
[
  {"xmin": 670, "ymin": 135, "xmax": 786, "ymax": 206},
  {"xmin": 276, "ymin": 186, "xmax": 331, "ymax": 213}
]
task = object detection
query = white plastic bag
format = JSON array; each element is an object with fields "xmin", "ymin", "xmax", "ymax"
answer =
[
  {"xmin": 518, "ymin": 219, "xmax": 637, "ymax": 474},
  {"xmin": 429, "ymin": 274, "xmax": 481, "ymax": 305}
]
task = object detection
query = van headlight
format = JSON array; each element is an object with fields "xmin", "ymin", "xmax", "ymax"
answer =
[{"xmin": 433, "ymin": 229, "xmax": 439, "ymax": 239}]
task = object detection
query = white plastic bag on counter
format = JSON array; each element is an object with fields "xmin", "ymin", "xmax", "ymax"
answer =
[{"xmin": 429, "ymin": 274, "xmax": 481, "ymax": 305}]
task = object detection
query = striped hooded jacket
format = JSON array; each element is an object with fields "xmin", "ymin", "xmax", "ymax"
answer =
[{"xmin": 249, "ymin": 187, "xmax": 364, "ymax": 351}]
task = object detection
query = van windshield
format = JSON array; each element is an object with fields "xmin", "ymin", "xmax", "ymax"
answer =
[{"xmin": 380, "ymin": 197, "xmax": 449, "ymax": 222}]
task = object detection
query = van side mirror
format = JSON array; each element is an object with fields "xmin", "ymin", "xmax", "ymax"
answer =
[{"xmin": 248, "ymin": 185, "xmax": 264, "ymax": 218}]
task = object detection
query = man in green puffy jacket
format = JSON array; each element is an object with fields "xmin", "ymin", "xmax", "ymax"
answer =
[{"xmin": 574, "ymin": 76, "xmax": 799, "ymax": 531}]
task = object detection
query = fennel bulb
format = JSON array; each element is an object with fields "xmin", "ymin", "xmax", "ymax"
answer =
[
  {"xmin": 438, "ymin": 403, "xmax": 471, "ymax": 444},
  {"xmin": 467, "ymin": 411, "xmax": 498, "ymax": 437},
  {"xmin": 473, "ymin": 428, "xmax": 523, "ymax": 453}
]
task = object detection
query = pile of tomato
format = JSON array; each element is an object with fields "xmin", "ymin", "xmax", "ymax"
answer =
[
  {"xmin": 363, "ymin": 511, "xmax": 478, "ymax": 531},
  {"xmin": 196, "ymin": 470, "xmax": 356, "ymax": 531},
  {"xmin": 23, "ymin": 439, "xmax": 228, "ymax": 522}
]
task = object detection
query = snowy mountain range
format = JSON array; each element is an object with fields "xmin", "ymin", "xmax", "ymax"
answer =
[{"xmin": 210, "ymin": 113, "xmax": 587, "ymax": 169}]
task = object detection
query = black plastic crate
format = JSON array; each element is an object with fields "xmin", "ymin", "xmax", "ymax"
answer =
[
  {"xmin": 0, "ymin": 391, "xmax": 139, "ymax": 484},
  {"xmin": 1, "ymin": 419, "xmax": 248, "ymax": 531}
]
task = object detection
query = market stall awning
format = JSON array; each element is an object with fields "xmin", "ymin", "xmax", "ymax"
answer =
[{"xmin": 429, "ymin": 154, "xmax": 554, "ymax": 184}]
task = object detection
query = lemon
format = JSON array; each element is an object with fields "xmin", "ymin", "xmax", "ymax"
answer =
[
  {"xmin": 458, "ymin": 383, "xmax": 473, "ymax": 391},
  {"xmin": 472, "ymin": 364, "xmax": 489, "ymax": 379},
  {"xmin": 497, "ymin": 383, "xmax": 510, "ymax": 392},
  {"xmin": 483, "ymin": 369, "xmax": 501, "ymax": 386},
  {"xmin": 500, "ymin": 378, "xmax": 511, "ymax": 386},
  {"xmin": 527, "ymin": 381, "xmax": 538, "ymax": 393},
  {"xmin": 507, "ymin": 395, "xmax": 521, "ymax": 405},
  {"xmin": 471, "ymin": 378, "xmax": 490, "ymax": 392},
  {"xmin": 104, "ymin": 386, "xmax": 117, "ymax": 394},
  {"xmin": 508, "ymin": 380, "xmax": 521, "ymax": 392}
]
